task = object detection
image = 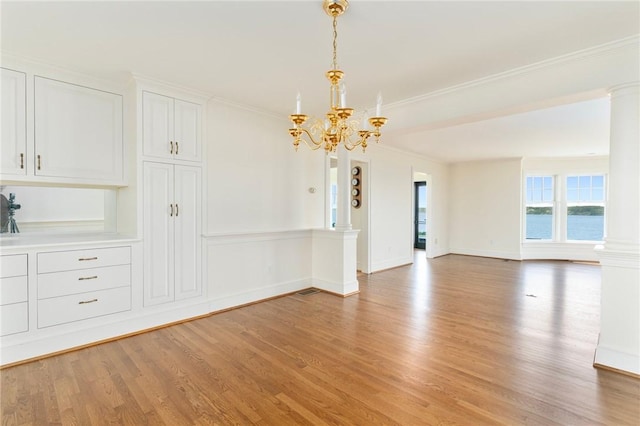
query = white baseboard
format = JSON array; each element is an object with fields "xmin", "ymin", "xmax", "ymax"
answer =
[
  {"xmin": 208, "ymin": 278, "xmax": 311, "ymax": 312},
  {"xmin": 312, "ymin": 277, "xmax": 359, "ymax": 295},
  {"xmin": 371, "ymin": 256, "xmax": 413, "ymax": 273},
  {"xmin": 449, "ymin": 247, "xmax": 522, "ymax": 260},
  {"xmin": 594, "ymin": 345, "xmax": 640, "ymax": 376},
  {"xmin": 0, "ymin": 299, "xmax": 212, "ymax": 366}
]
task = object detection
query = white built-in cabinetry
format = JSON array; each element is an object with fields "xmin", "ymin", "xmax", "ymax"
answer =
[
  {"xmin": 142, "ymin": 91, "xmax": 201, "ymax": 162},
  {"xmin": 0, "ymin": 67, "xmax": 125, "ymax": 186},
  {"xmin": 34, "ymin": 77, "xmax": 123, "ymax": 182},
  {"xmin": 141, "ymin": 89, "xmax": 203, "ymax": 307},
  {"xmin": 0, "ymin": 255, "xmax": 29, "ymax": 336},
  {"xmin": 37, "ymin": 246, "xmax": 131, "ymax": 328},
  {"xmin": 1, "ymin": 68, "xmax": 27, "ymax": 176}
]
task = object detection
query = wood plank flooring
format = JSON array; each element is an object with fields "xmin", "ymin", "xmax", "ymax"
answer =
[{"xmin": 2, "ymin": 253, "xmax": 639, "ymax": 425}]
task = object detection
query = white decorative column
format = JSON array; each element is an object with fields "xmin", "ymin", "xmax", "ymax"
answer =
[
  {"xmin": 594, "ymin": 82, "xmax": 640, "ymax": 376},
  {"xmin": 335, "ymin": 143, "xmax": 352, "ymax": 231}
]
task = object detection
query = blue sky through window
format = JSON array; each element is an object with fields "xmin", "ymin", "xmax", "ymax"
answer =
[
  {"xmin": 567, "ymin": 175, "xmax": 605, "ymax": 202},
  {"xmin": 526, "ymin": 176, "xmax": 553, "ymax": 203}
]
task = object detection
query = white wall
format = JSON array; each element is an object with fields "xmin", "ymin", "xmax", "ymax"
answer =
[
  {"xmin": 204, "ymin": 101, "xmax": 324, "ymax": 306},
  {"xmin": 449, "ymin": 158, "xmax": 523, "ymax": 259},
  {"xmin": 206, "ymin": 101, "xmax": 324, "ymax": 234},
  {"xmin": 363, "ymin": 145, "xmax": 450, "ymax": 271}
]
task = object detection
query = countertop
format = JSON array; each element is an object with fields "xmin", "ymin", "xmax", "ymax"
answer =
[{"xmin": 0, "ymin": 232, "xmax": 139, "ymax": 251}]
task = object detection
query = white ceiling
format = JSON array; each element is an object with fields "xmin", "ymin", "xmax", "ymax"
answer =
[{"xmin": 2, "ymin": 1, "xmax": 638, "ymax": 162}]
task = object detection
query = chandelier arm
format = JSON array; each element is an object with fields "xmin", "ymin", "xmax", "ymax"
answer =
[{"xmin": 297, "ymin": 127, "xmax": 326, "ymax": 150}]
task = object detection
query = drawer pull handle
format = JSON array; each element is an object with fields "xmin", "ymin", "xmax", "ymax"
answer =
[
  {"xmin": 176, "ymin": 141, "xmax": 179, "ymax": 155},
  {"xmin": 78, "ymin": 275, "xmax": 98, "ymax": 281},
  {"xmin": 170, "ymin": 141, "xmax": 174, "ymax": 154},
  {"xmin": 78, "ymin": 298, "xmax": 98, "ymax": 305},
  {"xmin": 78, "ymin": 257, "xmax": 98, "ymax": 261},
  {"xmin": 37, "ymin": 154, "xmax": 41, "ymax": 170},
  {"xmin": 20, "ymin": 153, "xmax": 24, "ymax": 169}
]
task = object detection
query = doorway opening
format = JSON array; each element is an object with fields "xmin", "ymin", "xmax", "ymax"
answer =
[{"xmin": 414, "ymin": 181, "xmax": 427, "ymax": 249}]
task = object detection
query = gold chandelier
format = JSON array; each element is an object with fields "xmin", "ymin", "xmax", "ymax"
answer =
[{"xmin": 288, "ymin": 0, "xmax": 387, "ymax": 154}]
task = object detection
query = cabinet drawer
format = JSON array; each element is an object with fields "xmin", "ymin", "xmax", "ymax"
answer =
[
  {"xmin": 1, "ymin": 254, "xmax": 27, "ymax": 278},
  {"xmin": 38, "ymin": 246, "xmax": 131, "ymax": 273},
  {"xmin": 38, "ymin": 265, "xmax": 130, "ymax": 300},
  {"xmin": 0, "ymin": 302, "xmax": 28, "ymax": 336},
  {"xmin": 0, "ymin": 276, "xmax": 28, "ymax": 305},
  {"xmin": 37, "ymin": 286, "xmax": 131, "ymax": 328}
]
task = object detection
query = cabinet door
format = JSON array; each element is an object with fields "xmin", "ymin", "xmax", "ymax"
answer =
[
  {"xmin": 34, "ymin": 77, "xmax": 123, "ymax": 182},
  {"xmin": 1, "ymin": 68, "xmax": 27, "ymax": 176},
  {"xmin": 174, "ymin": 165, "xmax": 201, "ymax": 300},
  {"xmin": 142, "ymin": 91, "xmax": 174, "ymax": 160},
  {"xmin": 174, "ymin": 99, "xmax": 201, "ymax": 162},
  {"xmin": 143, "ymin": 162, "xmax": 175, "ymax": 306}
]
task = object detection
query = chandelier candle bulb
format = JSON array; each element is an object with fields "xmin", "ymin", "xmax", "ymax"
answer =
[
  {"xmin": 340, "ymin": 83, "xmax": 347, "ymax": 108},
  {"xmin": 376, "ymin": 92, "xmax": 383, "ymax": 117},
  {"xmin": 296, "ymin": 92, "xmax": 302, "ymax": 114}
]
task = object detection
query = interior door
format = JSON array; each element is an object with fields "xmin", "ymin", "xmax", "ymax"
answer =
[{"xmin": 414, "ymin": 181, "xmax": 427, "ymax": 249}]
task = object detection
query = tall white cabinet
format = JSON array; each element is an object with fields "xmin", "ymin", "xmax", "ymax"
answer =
[
  {"xmin": 140, "ymin": 88, "xmax": 204, "ymax": 307},
  {"xmin": 143, "ymin": 163, "xmax": 201, "ymax": 306}
]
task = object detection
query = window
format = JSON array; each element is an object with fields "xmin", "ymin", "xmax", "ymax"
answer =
[
  {"xmin": 524, "ymin": 173, "xmax": 607, "ymax": 243},
  {"xmin": 525, "ymin": 176, "xmax": 554, "ymax": 240},
  {"xmin": 566, "ymin": 175, "xmax": 605, "ymax": 241}
]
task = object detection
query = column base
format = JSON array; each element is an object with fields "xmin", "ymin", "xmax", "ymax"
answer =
[
  {"xmin": 594, "ymin": 243, "xmax": 640, "ymax": 376},
  {"xmin": 311, "ymin": 228, "xmax": 360, "ymax": 296}
]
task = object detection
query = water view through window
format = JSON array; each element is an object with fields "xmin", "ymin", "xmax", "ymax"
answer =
[{"xmin": 525, "ymin": 174, "xmax": 605, "ymax": 242}]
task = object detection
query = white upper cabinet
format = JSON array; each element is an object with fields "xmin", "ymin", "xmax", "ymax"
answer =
[
  {"xmin": 34, "ymin": 76, "xmax": 124, "ymax": 183},
  {"xmin": 1, "ymin": 68, "xmax": 27, "ymax": 176},
  {"xmin": 142, "ymin": 91, "xmax": 201, "ymax": 162}
]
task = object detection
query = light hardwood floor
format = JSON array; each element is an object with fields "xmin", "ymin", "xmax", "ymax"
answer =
[{"xmin": 2, "ymin": 253, "xmax": 639, "ymax": 425}]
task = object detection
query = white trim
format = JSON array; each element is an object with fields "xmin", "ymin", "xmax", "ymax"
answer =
[
  {"xmin": 386, "ymin": 36, "xmax": 639, "ymax": 111},
  {"xmin": 595, "ymin": 244, "xmax": 640, "ymax": 268},
  {"xmin": 312, "ymin": 277, "xmax": 358, "ymax": 296},
  {"xmin": 594, "ymin": 346, "xmax": 640, "ymax": 376},
  {"xmin": 449, "ymin": 247, "xmax": 522, "ymax": 261},
  {"xmin": 522, "ymin": 241, "xmax": 601, "ymax": 262},
  {"xmin": 0, "ymin": 298, "xmax": 212, "ymax": 366},
  {"xmin": 204, "ymin": 229, "xmax": 311, "ymax": 245},
  {"xmin": 208, "ymin": 278, "xmax": 312, "ymax": 313},
  {"xmin": 371, "ymin": 255, "xmax": 414, "ymax": 273}
]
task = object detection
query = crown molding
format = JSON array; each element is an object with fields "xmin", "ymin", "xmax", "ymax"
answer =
[
  {"xmin": 207, "ymin": 95, "xmax": 284, "ymax": 121},
  {"xmin": 0, "ymin": 50, "xmax": 128, "ymax": 93},
  {"xmin": 386, "ymin": 35, "xmax": 640, "ymax": 111},
  {"xmin": 130, "ymin": 72, "xmax": 211, "ymax": 103}
]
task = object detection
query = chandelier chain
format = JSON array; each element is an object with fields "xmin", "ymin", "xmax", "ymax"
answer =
[{"xmin": 332, "ymin": 16, "xmax": 338, "ymax": 70}]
